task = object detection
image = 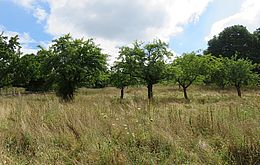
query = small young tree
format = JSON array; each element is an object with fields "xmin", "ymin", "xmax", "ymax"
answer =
[
  {"xmin": 118, "ymin": 40, "xmax": 172, "ymax": 99},
  {"xmin": 171, "ymin": 53, "xmax": 203, "ymax": 100},
  {"xmin": 223, "ymin": 56, "xmax": 258, "ymax": 97},
  {"xmin": 41, "ymin": 34, "xmax": 107, "ymax": 102},
  {"xmin": 110, "ymin": 63, "xmax": 133, "ymax": 99},
  {"xmin": 111, "ymin": 69, "xmax": 125, "ymax": 99}
]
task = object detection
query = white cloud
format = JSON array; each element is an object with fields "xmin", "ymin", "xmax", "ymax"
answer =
[
  {"xmin": 11, "ymin": 0, "xmax": 48, "ymax": 23},
  {"xmin": 206, "ymin": 0, "xmax": 260, "ymax": 41},
  {"xmin": 46, "ymin": 0, "xmax": 213, "ymax": 41},
  {"xmin": 12, "ymin": 0, "xmax": 35, "ymax": 8},
  {"xmin": 43, "ymin": 0, "xmax": 212, "ymax": 60},
  {"xmin": 33, "ymin": 7, "xmax": 48, "ymax": 23},
  {"xmin": 9, "ymin": 0, "xmax": 213, "ymax": 61}
]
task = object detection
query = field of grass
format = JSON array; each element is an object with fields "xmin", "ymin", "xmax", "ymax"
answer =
[{"xmin": 0, "ymin": 86, "xmax": 259, "ymax": 164}]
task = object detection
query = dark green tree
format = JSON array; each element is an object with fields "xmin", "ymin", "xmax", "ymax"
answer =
[
  {"xmin": 42, "ymin": 34, "xmax": 107, "ymax": 101},
  {"xmin": 91, "ymin": 71, "xmax": 110, "ymax": 88},
  {"xmin": 0, "ymin": 33, "xmax": 21, "ymax": 88},
  {"xmin": 206, "ymin": 25, "xmax": 258, "ymax": 63},
  {"xmin": 13, "ymin": 53, "xmax": 48, "ymax": 92},
  {"xmin": 252, "ymin": 28, "xmax": 260, "ymax": 64}
]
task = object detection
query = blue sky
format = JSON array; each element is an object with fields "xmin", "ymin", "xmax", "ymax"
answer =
[
  {"xmin": 1, "ymin": 0, "xmax": 260, "ymax": 60},
  {"xmin": 0, "ymin": 0, "xmax": 51, "ymax": 40},
  {"xmin": 170, "ymin": 0, "xmax": 244, "ymax": 53}
]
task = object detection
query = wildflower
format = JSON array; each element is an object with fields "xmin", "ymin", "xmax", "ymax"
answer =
[
  {"xmin": 116, "ymin": 118, "xmax": 119, "ymax": 121},
  {"xmin": 112, "ymin": 123, "xmax": 115, "ymax": 126},
  {"xmin": 137, "ymin": 107, "xmax": 141, "ymax": 110}
]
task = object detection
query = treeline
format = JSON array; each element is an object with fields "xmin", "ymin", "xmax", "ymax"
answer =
[{"xmin": 0, "ymin": 25, "xmax": 259, "ymax": 101}]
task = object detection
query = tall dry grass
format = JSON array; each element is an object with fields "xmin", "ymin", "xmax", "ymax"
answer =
[{"xmin": 0, "ymin": 86, "xmax": 259, "ymax": 164}]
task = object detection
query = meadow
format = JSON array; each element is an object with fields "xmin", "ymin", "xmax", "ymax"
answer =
[{"xmin": 0, "ymin": 86, "xmax": 259, "ymax": 164}]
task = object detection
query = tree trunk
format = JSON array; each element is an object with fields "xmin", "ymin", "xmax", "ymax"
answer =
[
  {"xmin": 183, "ymin": 87, "xmax": 188, "ymax": 100},
  {"xmin": 147, "ymin": 84, "xmax": 153, "ymax": 99},
  {"xmin": 235, "ymin": 84, "xmax": 241, "ymax": 97},
  {"xmin": 120, "ymin": 87, "xmax": 124, "ymax": 99},
  {"xmin": 178, "ymin": 83, "xmax": 181, "ymax": 91}
]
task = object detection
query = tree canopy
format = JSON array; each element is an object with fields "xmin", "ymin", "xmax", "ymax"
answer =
[
  {"xmin": 206, "ymin": 25, "xmax": 260, "ymax": 63},
  {"xmin": 0, "ymin": 29, "xmax": 259, "ymax": 101},
  {"xmin": 42, "ymin": 34, "xmax": 107, "ymax": 101},
  {"xmin": 116, "ymin": 39, "xmax": 172, "ymax": 99},
  {"xmin": 0, "ymin": 33, "xmax": 21, "ymax": 88},
  {"xmin": 110, "ymin": 62, "xmax": 137, "ymax": 99},
  {"xmin": 223, "ymin": 56, "xmax": 258, "ymax": 97},
  {"xmin": 170, "ymin": 53, "xmax": 205, "ymax": 99}
]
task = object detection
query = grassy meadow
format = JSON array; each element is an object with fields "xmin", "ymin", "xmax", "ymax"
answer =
[{"xmin": 0, "ymin": 86, "xmax": 259, "ymax": 164}]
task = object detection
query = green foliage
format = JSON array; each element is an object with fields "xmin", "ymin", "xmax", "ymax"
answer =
[
  {"xmin": 0, "ymin": 33, "xmax": 21, "ymax": 88},
  {"xmin": 116, "ymin": 39, "xmax": 172, "ymax": 99},
  {"xmin": 13, "ymin": 53, "xmax": 48, "ymax": 92},
  {"xmin": 142, "ymin": 40, "xmax": 172, "ymax": 86},
  {"xmin": 1, "ymin": 29, "xmax": 259, "ymax": 101},
  {"xmin": 201, "ymin": 55, "xmax": 229, "ymax": 88},
  {"xmin": 200, "ymin": 54, "xmax": 258, "ymax": 96},
  {"xmin": 110, "ymin": 60, "xmax": 139, "ymax": 99},
  {"xmin": 42, "ymin": 34, "xmax": 107, "ymax": 101},
  {"xmin": 110, "ymin": 64, "xmax": 134, "ymax": 89},
  {"xmin": 92, "ymin": 71, "xmax": 110, "ymax": 88},
  {"xmin": 206, "ymin": 25, "xmax": 260, "ymax": 63},
  {"xmin": 170, "ymin": 52, "xmax": 204, "ymax": 99},
  {"xmin": 252, "ymin": 28, "xmax": 260, "ymax": 64},
  {"xmin": 172, "ymin": 53, "xmax": 202, "ymax": 86},
  {"xmin": 223, "ymin": 56, "xmax": 258, "ymax": 97}
]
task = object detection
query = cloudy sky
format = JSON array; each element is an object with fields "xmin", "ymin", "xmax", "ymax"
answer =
[{"xmin": 1, "ymin": 0, "xmax": 260, "ymax": 61}]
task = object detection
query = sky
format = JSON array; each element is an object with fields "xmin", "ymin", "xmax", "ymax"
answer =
[{"xmin": 0, "ymin": 0, "xmax": 260, "ymax": 62}]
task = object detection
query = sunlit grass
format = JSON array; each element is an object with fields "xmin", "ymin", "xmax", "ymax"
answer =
[{"xmin": 0, "ymin": 86, "xmax": 259, "ymax": 164}]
